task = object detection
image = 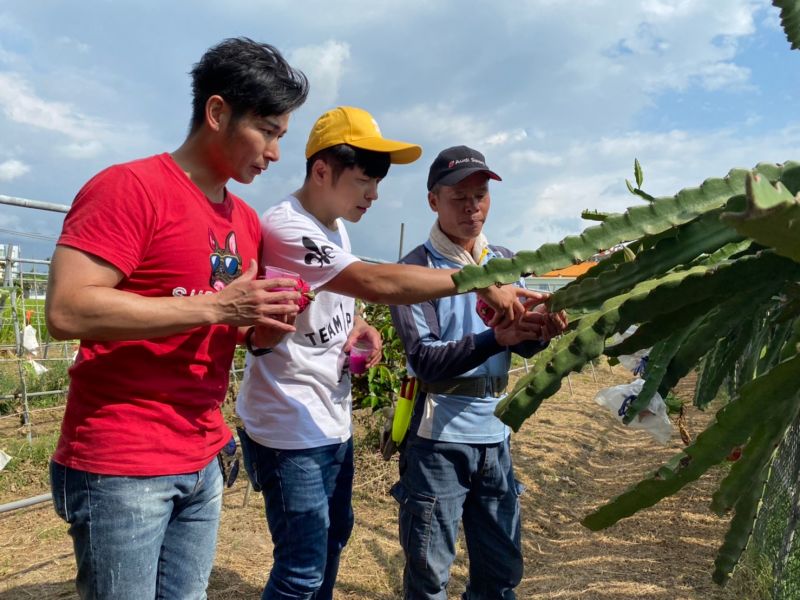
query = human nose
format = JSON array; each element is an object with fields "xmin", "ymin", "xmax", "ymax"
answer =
[
  {"xmin": 264, "ymin": 138, "xmax": 280, "ymax": 162},
  {"xmin": 366, "ymin": 180, "xmax": 379, "ymax": 201},
  {"xmin": 465, "ymin": 196, "xmax": 480, "ymax": 212}
]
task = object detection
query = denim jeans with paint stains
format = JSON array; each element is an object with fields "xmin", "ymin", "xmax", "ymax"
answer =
[{"xmin": 49, "ymin": 458, "xmax": 223, "ymax": 600}]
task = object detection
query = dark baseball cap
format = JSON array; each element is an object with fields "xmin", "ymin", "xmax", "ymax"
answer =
[{"xmin": 426, "ymin": 145, "xmax": 502, "ymax": 191}]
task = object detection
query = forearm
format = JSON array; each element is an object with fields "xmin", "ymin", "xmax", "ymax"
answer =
[
  {"xmin": 325, "ymin": 262, "xmax": 459, "ymax": 305},
  {"xmin": 46, "ymin": 286, "xmax": 220, "ymax": 341},
  {"xmin": 408, "ymin": 330, "xmax": 506, "ymax": 381},
  {"xmin": 510, "ymin": 339, "xmax": 548, "ymax": 358},
  {"xmin": 390, "ymin": 303, "xmax": 506, "ymax": 381}
]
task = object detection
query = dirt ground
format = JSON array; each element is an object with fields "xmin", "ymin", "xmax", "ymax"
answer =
[{"xmin": 0, "ymin": 365, "xmax": 752, "ymax": 599}]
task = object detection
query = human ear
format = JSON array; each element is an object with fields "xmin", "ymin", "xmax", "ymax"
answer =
[
  {"xmin": 206, "ymin": 95, "xmax": 227, "ymax": 132},
  {"xmin": 311, "ymin": 158, "xmax": 328, "ymax": 185},
  {"xmin": 427, "ymin": 191, "xmax": 438, "ymax": 212}
]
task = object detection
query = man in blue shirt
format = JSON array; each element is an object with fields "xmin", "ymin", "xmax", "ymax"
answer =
[{"xmin": 389, "ymin": 145, "xmax": 567, "ymax": 599}]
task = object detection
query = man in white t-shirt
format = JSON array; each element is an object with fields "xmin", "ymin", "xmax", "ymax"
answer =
[{"xmin": 236, "ymin": 106, "xmax": 534, "ymax": 600}]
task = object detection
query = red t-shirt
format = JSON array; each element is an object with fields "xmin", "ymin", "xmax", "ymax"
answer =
[{"xmin": 52, "ymin": 153, "xmax": 262, "ymax": 476}]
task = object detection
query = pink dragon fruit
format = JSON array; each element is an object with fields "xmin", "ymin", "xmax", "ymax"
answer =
[
  {"xmin": 294, "ymin": 278, "xmax": 315, "ymax": 314},
  {"xmin": 476, "ymin": 298, "xmax": 496, "ymax": 327}
]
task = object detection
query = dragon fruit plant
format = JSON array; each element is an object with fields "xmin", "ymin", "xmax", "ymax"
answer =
[{"xmin": 450, "ymin": 2, "xmax": 800, "ymax": 582}]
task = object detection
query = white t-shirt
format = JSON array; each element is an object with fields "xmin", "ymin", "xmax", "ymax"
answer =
[{"xmin": 236, "ymin": 195, "xmax": 359, "ymax": 449}]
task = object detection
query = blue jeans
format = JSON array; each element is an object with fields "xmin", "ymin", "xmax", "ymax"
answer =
[
  {"xmin": 49, "ymin": 458, "xmax": 223, "ymax": 600},
  {"xmin": 238, "ymin": 428, "xmax": 354, "ymax": 600},
  {"xmin": 391, "ymin": 436, "xmax": 523, "ymax": 600}
]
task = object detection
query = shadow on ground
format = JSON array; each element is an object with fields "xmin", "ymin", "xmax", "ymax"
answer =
[{"xmin": 0, "ymin": 567, "xmax": 264, "ymax": 600}]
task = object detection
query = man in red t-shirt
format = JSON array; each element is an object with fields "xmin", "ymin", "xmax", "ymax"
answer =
[{"xmin": 45, "ymin": 38, "xmax": 308, "ymax": 600}]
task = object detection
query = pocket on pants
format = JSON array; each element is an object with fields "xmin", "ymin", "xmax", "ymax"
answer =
[
  {"xmin": 236, "ymin": 427, "xmax": 263, "ymax": 492},
  {"xmin": 391, "ymin": 482, "xmax": 436, "ymax": 571},
  {"xmin": 49, "ymin": 460, "xmax": 69, "ymax": 522}
]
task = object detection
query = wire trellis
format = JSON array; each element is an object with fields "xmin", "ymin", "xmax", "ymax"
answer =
[{"xmin": 749, "ymin": 413, "xmax": 800, "ymax": 600}]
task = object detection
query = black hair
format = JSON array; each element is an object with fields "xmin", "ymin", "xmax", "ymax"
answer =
[
  {"xmin": 305, "ymin": 144, "xmax": 391, "ymax": 183},
  {"xmin": 189, "ymin": 37, "xmax": 309, "ymax": 133}
]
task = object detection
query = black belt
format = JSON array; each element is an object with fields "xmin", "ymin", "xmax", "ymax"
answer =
[{"xmin": 420, "ymin": 375, "xmax": 509, "ymax": 398}]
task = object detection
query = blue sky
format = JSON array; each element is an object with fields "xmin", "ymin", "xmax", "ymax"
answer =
[{"xmin": 1, "ymin": 0, "xmax": 799, "ymax": 262}]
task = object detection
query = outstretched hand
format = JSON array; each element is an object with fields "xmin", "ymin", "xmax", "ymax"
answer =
[
  {"xmin": 216, "ymin": 260, "xmax": 300, "ymax": 331},
  {"xmin": 476, "ymin": 284, "xmax": 527, "ymax": 327},
  {"xmin": 493, "ymin": 291, "xmax": 568, "ymax": 345},
  {"xmin": 345, "ymin": 317, "xmax": 383, "ymax": 369}
]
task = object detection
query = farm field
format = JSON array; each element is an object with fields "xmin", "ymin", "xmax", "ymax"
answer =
[{"xmin": 0, "ymin": 366, "xmax": 754, "ymax": 599}]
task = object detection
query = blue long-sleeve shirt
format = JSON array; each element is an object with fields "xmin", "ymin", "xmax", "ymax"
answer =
[{"xmin": 389, "ymin": 242, "xmax": 546, "ymax": 443}]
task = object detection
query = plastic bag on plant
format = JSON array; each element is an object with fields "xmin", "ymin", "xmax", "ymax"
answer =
[
  {"xmin": 0, "ymin": 449, "xmax": 10, "ymax": 471},
  {"xmin": 607, "ymin": 326, "xmax": 650, "ymax": 375},
  {"xmin": 28, "ymin": 359, "xmax": 48, "ymax": 376},
  {"xmin": 22, "ymin": 324, "xmax": 39, "ymax": 355},
  {"xmin": 594, "ymin": 378, "xmax": 672, "ymax": 444},
  {"xmin": 618, "ymin": 351, "xmax": 650, "ymax": 375}
]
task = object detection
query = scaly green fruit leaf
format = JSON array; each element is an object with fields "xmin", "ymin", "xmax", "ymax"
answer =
[
  {"xmin": 773, "ymin": 0, "xmax": 800, "ymax": 50},
  {"xmin": 497, "ymin": 252, "xmax": 799, "ymax": 429},
  {"xmin": 712, "ymin": 460, "xmax": 772, "ymax": 585},
  {"xmin": 634, "ymin": 158, "xmax": 644, "ymax": 188},
  {"xmin": 549, "ymin": 202, "xmax": 745, "ymax": 312},
  {"xmin": 454, "ymin": 162, "xmax": 800, "ymax": 292},
  {"xmin": 722, "ymin": 173, "xmax": 800, "ymax": 263}
]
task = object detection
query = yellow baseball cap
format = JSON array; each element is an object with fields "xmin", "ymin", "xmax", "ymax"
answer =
[{"xmin": 305, "ymin": 106, "xmax": 422, "ymax": 164}]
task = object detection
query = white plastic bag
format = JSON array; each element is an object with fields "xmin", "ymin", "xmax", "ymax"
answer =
[
  {"xmin": 594, "ymin": 378, "xmax": 672, "ymax": 444},
  {"xmin": 0, "ymin": 449, "xmax": 10, "ymax": 472},
  {"xmin": 28, "ymin": 359, "xmax": 48, "ymax": 376},
  {"xmin": 22, "ymin": 324, "xmax": 39, "ymax": 355},
  {"xmin": 617, "ymin": 351, "xmax": 650, "ymax": 376},
  {"xmin": 607, "ymin": 326, "xmax": 650, "ymax": 375}
]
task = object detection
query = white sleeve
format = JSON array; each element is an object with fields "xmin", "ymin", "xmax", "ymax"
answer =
[{"xmin": 262, "ymin": 207, "xmax": 359, "ymax": 290}]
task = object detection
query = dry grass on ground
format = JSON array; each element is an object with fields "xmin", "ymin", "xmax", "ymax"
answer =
[{"xmin": 0, "ymin": 365, "xmax": 759, "ymax": 599}]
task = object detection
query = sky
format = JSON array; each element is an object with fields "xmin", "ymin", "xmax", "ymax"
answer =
[{"xmin": 1, "ymin": 0, "xmax": 799, "ymax": 263}]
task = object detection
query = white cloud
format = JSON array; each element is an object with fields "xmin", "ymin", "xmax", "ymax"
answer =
[
  {"xmin": 385, "ymin": 104, "xmax": 494, "ymax": 148},
  {"xmin": 509, "ymin": 150, "xmax": 563, "ymax": 169},
  {"xmin": 495, "ymin": 121, "xmax": 800, "ymax": 254},
  {"xmin": 697, "ymin": 62, "xmax": 751, "ymax": 90},
  {"xmin": 55, "ymin": 36, "xmax": 90, "ymax": 53},
  {"xmin": 289, "ymin": 40, "xmax": 351, "ymax": 110},
  {"xmin": 484, "ymin": 129, "xmax": 528, "ymax": 147},
  {"xmin": 58, "ymin": 140, "xmax": 105, "ymax": 159},
  {"xmin": 0, "ymin": 71, "xmax": 156, "ymax": 161},
  {"xmin": 0, "ymin": 158, "xmax": 29, "ymax": 181},
  {"xmin": 0, "ymin": 72, "xmax": 108, "ymax": 145}
]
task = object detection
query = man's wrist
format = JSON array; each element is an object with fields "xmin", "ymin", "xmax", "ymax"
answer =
[{"xmin": 245, "ymin": 326, "xmax": 272, "ymax": 356}]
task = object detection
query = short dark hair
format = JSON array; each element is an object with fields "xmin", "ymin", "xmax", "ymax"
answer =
[
  {"xmin": 189, "ymin": 37, "xmax": 309, "ymax": 133},
  {"xmin": 305, "ymin": 144, "xmax": 391, "ymax": 183}
]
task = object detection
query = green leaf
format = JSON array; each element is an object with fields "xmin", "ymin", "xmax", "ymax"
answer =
[
  {"xmin": 634, "ymin": 158, "xmax": 644, "ymax": 188},
  {"xmin": 721, "ymin": 172, "xmax": 800, "ymax": 263},
  {"xmin": 773, "ymin": 0, "xmax": 800, "ymax": 50},
  {"xmin": 632, "ymin": 188, "xmax": 656, "ymax": 202},
  {"xmin": 693, "ymin": 323, "xmax": 753, "ymax": 409},
  {"xmin": 581, "ymin": 209, "xmax": 614, "ymax": 222},
  {"xmin": 622, "ymin": 246, "xmax": 636, "ymax": 262},
  {"xmin": 497, "ymin": 252, "xmax": 800, "ymax": 430},
  {"xmin": 625, "ymin": 179, "xmax": 636, "ymax": 195},
  {"xmin": 604, "ymin": 299, "xmax": 719, "ymax": 358},
  {"xmin": 712, "ymin": 461, "xmax": 772, "ymax": 585},
  {"xmin": 549, "ymin": 203, "xmax": 745, "ymax": 312},
  {"xmin": 454, "ymin": 162, "xmax": 800, "ymax": 291}
]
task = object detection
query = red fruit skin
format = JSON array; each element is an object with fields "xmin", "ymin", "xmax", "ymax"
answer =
[
  {"xmin": 476, "ymin": 298, "xmax": 495, "ymax": 327},
  {"xmin": 726, "ymin": 447, "xmax": 743, "ymax": 462},
  {"xmin": 295, "ymin": 279, "xmax": 315, "ymax": 314}
]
